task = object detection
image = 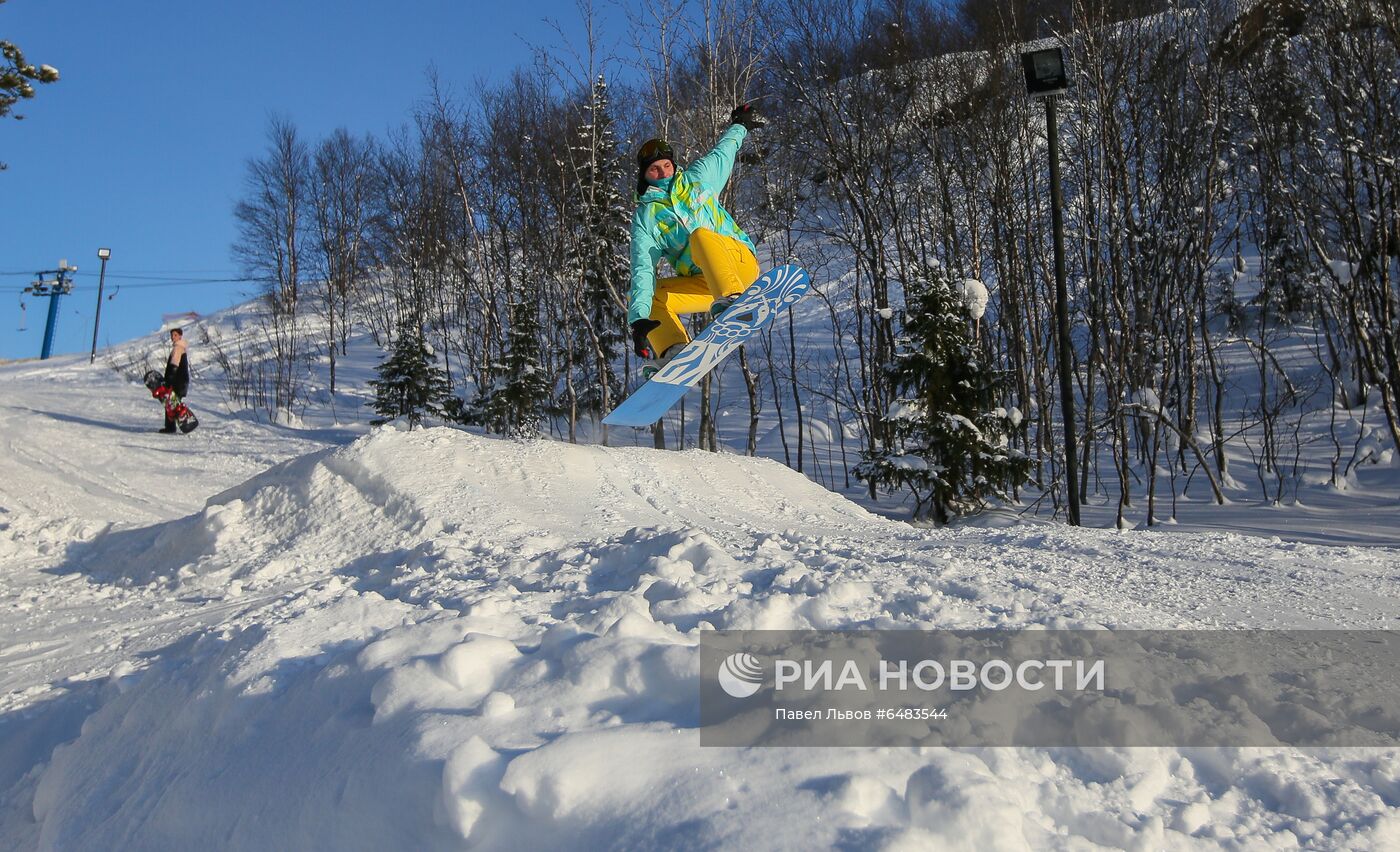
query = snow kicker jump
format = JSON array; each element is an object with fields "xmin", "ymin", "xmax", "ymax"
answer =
[{"xmin": 604, "ymin": 264, "xmax": 811, "ymax": 428}]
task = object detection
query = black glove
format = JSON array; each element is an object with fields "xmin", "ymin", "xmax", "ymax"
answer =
[
  {"xmin": 631, "ymin": 318, "xmax": 661, "ymax": 358},
  {"xmin": 729, "ymin": 103, "xmax": 767, "ymax": 131}
]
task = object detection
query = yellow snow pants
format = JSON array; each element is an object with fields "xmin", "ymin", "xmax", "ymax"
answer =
[{"xmin": 646, "ymin": 228, "xmax": 760, "ymax": 355}]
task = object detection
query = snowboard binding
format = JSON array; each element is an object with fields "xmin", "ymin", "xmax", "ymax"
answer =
[
  {"xmin": 709, "ymin": 296, "xmax": 754, "ymax": 324},
  {"xmin": 640, "ymin": 343, "xmax": 684, "ymax": 381}
]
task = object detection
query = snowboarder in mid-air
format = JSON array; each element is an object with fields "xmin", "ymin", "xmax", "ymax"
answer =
[
  {"xmin": 604, "ymin": 103, "xmax": 812, "ymax": 427},
  {"xmin": 627, "ymin": 103, "xmax": 767, "ymax": 371}
]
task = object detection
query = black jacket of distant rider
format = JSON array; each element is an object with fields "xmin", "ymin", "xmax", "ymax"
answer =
[{"xmin": 164, "ymin": 352, "xmax": 190, "ymax": 398}]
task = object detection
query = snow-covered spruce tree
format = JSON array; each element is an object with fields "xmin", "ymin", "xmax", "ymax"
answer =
[
  {"xmin": 368, "ymin": 319, "xmax": 451, "ymax": 429},
  {"xmin": 856, "ymin": 264, "xmax": 1031, "ymax": 524},
  {"xmin": 1, "ymin": 9, "xmax": 60, "ymax": 161},
  {"xmin": 563, "ymin": 75, "xmax": 629, "ymax": 422},
  {"xmin": 468, "ymin": 285, "xmax": 551, "ymax": 438}
]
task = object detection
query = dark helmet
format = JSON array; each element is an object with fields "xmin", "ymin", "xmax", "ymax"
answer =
[{"xmin": 636, "ymin": 138, "xmax": 676, "ymax": 196}]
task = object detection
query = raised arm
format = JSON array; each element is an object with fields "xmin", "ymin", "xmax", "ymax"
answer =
[{"xmin": 683, "ymin": 124, "xmax": 748, "ymax": 195}]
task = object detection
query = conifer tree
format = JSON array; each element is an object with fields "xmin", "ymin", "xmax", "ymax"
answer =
[
  {"xmin": 368, "ymin": 319, "xmax": 451, "ymax": 429},
  {"xmin": 1, "ymin": 15, "xmax": 58, "ymax": 122},
  {"xmin": 564, "ymin": 75, "xmax": 629, "ymax": 418},
  {"xmin": 2, "ymin": 2, "xmax": 60, "ymax": 170},
  {"xmin": 469, "ymin": 284, "xmax": 552, "ymax": 437},
  {"xmin": 856, "ymin": 263, "xmax": 1031, "ymax": 523}
]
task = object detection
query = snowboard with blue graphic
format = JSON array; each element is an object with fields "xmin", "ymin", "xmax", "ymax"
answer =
[{"xmin": 604, "ymin": 264, "xmax": 811, "ymax": 428}]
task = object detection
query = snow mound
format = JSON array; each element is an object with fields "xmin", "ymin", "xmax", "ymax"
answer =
[
  {"xmin": 72, "ymin": 426, "xmax": 883, "ymax": 591},
  {"xmin": 23, "ymin": 428, "xmax": 1400, "ymax": 850}
]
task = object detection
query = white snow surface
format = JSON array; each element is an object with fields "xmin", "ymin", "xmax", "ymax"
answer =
[{"xmin": 2, "ymin": 346, "xmax": 1400, "ymax": 849}]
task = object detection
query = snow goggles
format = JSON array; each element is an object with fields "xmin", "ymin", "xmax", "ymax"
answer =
[{"xmin": 638, "ymin": 138, "xmax": 675, "ymax": 167}]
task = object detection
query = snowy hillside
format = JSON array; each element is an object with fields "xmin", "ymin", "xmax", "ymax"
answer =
[
  {"xmin": 2, "ymin": 351, "xmax": 1398, "ymax": 850},
  {"xmin": 76, "ymin": 266, "xmax": 1400, "ymax": 550}
]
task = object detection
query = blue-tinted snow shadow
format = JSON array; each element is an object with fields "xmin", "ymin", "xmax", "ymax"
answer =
[
  {"xmin": 0, "ymin": 629, "xmax": 462, "ymax": 850},
  {"xmin": 25, "ymin": 407, "xmax": 154, "ymax": 435}
]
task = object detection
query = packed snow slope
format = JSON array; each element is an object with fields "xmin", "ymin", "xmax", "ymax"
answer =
[{"xmin": 1, "ymin": 355, "xmax": 1399, "ymax": 850}]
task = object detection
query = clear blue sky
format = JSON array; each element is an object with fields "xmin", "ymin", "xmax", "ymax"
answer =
[{"xmin": 0, "ymin": 0, "xmax": 633, "ymax": 360}]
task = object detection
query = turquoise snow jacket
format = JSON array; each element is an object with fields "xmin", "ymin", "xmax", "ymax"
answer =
[{"xmin": 627, "ymin": 124, "xmax": 758, "ymax": 324}]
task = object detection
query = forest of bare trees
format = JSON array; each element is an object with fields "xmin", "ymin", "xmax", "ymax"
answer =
[{"xmin": 230, "ymin": 0, "xmax": 1399, "ymax": 523}]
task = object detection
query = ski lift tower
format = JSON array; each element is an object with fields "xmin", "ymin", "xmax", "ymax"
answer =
[{"xmin": 24, "ymin": 261, "xmax": 78, "ymax": 360}]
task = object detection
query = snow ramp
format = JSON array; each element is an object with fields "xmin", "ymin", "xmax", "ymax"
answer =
[
  {"xmin": 71, "ymin": 425, "xmax": 886, "ymax": 592},
  {"xmin": 19, "ymin": 428, "xmax": 1400, "ymax": 850}
]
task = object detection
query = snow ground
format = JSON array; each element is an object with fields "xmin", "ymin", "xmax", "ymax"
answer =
[{"xmin": 2, "ymin": 345, "xmax": 1398, "ymax": 850}]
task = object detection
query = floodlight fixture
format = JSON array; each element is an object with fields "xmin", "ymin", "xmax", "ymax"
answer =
[{"xmin": 1022, "ymin": 46, "xmax": 1071, "ymax": 98}]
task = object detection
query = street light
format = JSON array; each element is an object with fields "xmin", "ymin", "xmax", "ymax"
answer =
[
  {"xmin": 1021, "ymin": 42, "xmax": 1080, "ymax": 526},
  {"xmin": 90, "ymin": 247, "xmax": 111, "ymax": 364},
  {"xmin": 1022, "ymin": 46, "xmax": 1070, "ymax": 97}
]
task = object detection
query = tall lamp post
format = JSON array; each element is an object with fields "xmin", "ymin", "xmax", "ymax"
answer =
[
  {"xmin": 90, "ymin": 247, "xmax": 112, "ymax": 364},
  {"xmin": 1022, "ymin": 43, "xmax": 1081, "ymax": 526}
]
